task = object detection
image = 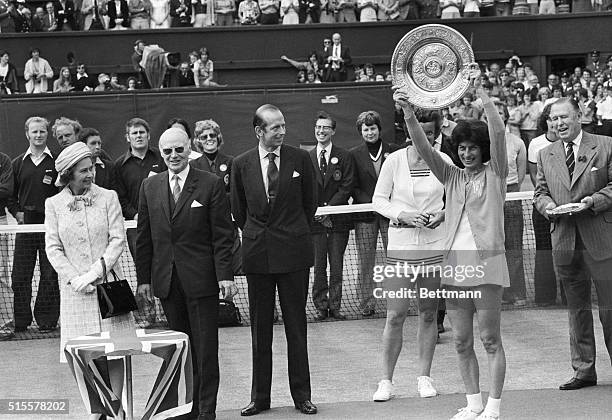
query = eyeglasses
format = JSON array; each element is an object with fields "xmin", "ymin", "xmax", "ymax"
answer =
[
  {"xmin": 315, "ymin": 125, "xmax": 333, "ymax": 131},
  {"xmin": 162, "ymin": 146, "xmax": 185, "ymax": 155},
  {"xmin": 323, "ymin": 41, "xmax": 331, "ymax": 44},
  {"xmin": 198, "ymin": 133, "xmax": 218, "ymax": 139}
]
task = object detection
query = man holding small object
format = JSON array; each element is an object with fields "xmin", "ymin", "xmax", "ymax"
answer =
[
  {"xmin": 136, "ymin": 127, "xmax": 237, "ymax": 419},
  {"xmin": 534, "ymin": 97, "xmax": 612, "ymax": 391}
]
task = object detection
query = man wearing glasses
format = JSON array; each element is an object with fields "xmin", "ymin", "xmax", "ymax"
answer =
[{"xmin": 309, "ymin": 111, "xmax": 354, "ymax": 321}]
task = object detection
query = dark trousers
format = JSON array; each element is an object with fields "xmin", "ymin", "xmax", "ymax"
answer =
[
  {"xmin": 247, "ymin": 270, "xmax": 311, "ymax": 405},
  {"xmin": 532, "ymin": 206, "xmax": 565, "ymax": 304},
  {"xmin": 503, "ymin": 184, "xmax": 526, "ymax": 301},
  {"xmin": 128, "ymin": 227, "xmax": 156, "ymax": 324},
  {"xmin": 12, "ymin": 211, "xmax": 59, "ymax": 329},
  {"xmin": 260, "ymin": 12, "xmax": 279, "ymax": 24},
  {"xmin": 325, "ymin": 69, "xmax": 346, "ymax": 82},
  {"xmin": 554, "ymin": 232, "xmax": 612, "ymax": 381},
  {"xmin": 355, "ymin": 216, "xmax": 389, "ymax": 311},
  {"xmin": 160, "ymin": 268, "xmax": 219, "ymax": 418},
  {"xmin": 598, "ymin": 120, "xmax": 612, "ymax": 137},
  {"xmin": 312, "ymin": 230, "xmax": 349, "ymax": 312}
]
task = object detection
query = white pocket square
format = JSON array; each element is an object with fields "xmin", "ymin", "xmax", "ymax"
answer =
[
  {"xmin": 191, "ymin": 200, "xmax": 203, "ymax": 208},
  {"xmin": 591, "ymin": 167, "xmax": 598, "ymax": 172},
  {"xmin": 292, "ymin": 171, "xmax": 301, "ymax": 178}
]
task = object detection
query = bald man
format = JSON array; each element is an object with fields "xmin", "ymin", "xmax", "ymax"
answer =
[{"xmin": 136, "ymin": 128, "xmax": 237, "ymax": 419}]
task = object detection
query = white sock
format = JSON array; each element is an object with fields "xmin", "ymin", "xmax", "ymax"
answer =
[
  {"xmin": 466, "ymin": 392, "xmax": 483, "ymax": 413},
  {"xmin": 483, "ymin": 397, "xmax": 501, "ymax": 417}
]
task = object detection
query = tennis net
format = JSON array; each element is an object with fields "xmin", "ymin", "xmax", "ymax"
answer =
[{"xmin": 0, "ymin": 191, "xmax": 568, "ymax": 340}]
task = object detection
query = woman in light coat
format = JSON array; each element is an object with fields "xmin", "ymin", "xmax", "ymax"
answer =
[
  {"xmin": 45, "ymin": 142, "xmax": 134, "ymax": 420},
  {"xmin": 24, "ymin": 48, "xmax": 53, "ymax": 93}
]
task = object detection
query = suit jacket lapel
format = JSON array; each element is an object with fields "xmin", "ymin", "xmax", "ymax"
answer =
[
  {"xmin": 247, "ymin": 149, "xmax": 268, "ymax": 213},
  {"xmin": 571, "ymin": 134, "xmax": 597, "ymax": 188},
  {"xmin": 274, "ymin": 145, "xmax": 294, "ymax": 210},
  {"xmin": 550, "ymin": 141, "xmax": 571, "ymax": 190},
  {"xmin": 309, "ymin": 148, "xmax": 324, "ymax": 186},
  {"xmin": 359, "ymin": 143, "xmax": 377, "ymax": 181},
  {"xmin": 172, "ymin": 169, "xmax": 197, "ymax": 219},
  {"xmin": 323, "ymin": 145, "xmax": 338, "ymax": 187},
  {"xmin": 159, "ymin": 173, "xmax": 171, "ymax": 221}
]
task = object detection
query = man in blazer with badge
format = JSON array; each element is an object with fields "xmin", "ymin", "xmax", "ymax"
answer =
[
  {"xmin": 534, "ymin": 98, "xmax": 612, "ymax": 391},
  {"xmin": 309, "ymin": 111, "xmax": 354, "ymax": 321},
  {"xmin": 350, "ymin": 110, "xmax": 400, "ymax": 317},
  {"xmin": 231, "ymin": 104, "xmax": 318, "ymax": 416},
  {"xmin": 136, "ymin": 128, "xmax": 237, "ymax": 420}
]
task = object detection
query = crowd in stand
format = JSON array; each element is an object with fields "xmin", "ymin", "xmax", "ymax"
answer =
[{"xmin": 1, "ymin": 0, "xmax": 611, "ymax": 33}]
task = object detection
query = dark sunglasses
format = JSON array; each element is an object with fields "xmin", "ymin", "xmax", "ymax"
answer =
[{"xmin": 162, "ymin": 147, "xmax": 185, "ymax": 155}]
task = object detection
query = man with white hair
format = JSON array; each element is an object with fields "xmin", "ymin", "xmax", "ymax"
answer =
[{"xmin": 136, "ymin": 127, "xmax": 237, "ymax": 420}]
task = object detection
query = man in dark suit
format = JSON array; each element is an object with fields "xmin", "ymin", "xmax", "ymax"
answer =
[
  {"xmin": 79, "ymin": 127, "xmax": 115, "ymax": 191},
  {"xmin": 136, "ymin": 127, "xmax": 237, "ymax": 420},
  {"xmin": 308, "ymin": 111, "xmax": 354, "ymax": 321},
  {"xmin": 324, "ymin": 32, "xmax": 352, "ymax": 82},
  {"xmin": 534, "ymin": 98, "xmax": 612, "ymax": 391},
  {"xmin": 231, "ymin": 104, "xmax": 318, "ymax": 416},
  {"xmin": 350, "ymin": 110, "xmax": 399, "ymax": 316}
]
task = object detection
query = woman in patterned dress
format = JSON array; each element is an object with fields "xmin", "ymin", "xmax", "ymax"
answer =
[
  {"xmin": 371, "ymin": 109, "xmax": 453, "ymax": 402},
  {"xmin": 45, "ymin": 142, "xmax": 134, "ymax": 420},
  {"xmin": 394, "ymin": 68, "xmax": 509, "ymax": 420}
]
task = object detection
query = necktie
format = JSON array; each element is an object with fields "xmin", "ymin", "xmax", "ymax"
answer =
[
  {"xmin": 320, "ymin": 150, "xmax": 327, "ymax": 176},
  {"xmin": 210, "ymin": 159, "xmax": 216, "ymax": 172},
  {"xmin": 172, "ymin": 174, "xmax": 181, "ymax": 203},
  {"xmin": 565, "ymin": 141, "xmax": 575, "ymax": 179},
  {"xmin": 266, "ymin": 152, "xmax": 279, "ymax": 204}
]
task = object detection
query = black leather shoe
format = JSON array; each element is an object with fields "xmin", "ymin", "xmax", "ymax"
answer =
[
  {"xmin": 38, "ymin": 325, "xmax": 58, "ymax": 332},
  {"xmin": 240, "ymin": 402, "xmax": 270, "ymax": 416},
  {"xmin": 559, "ymin": 378, "xmax": 597, "ymax": 390},
  {"xmin": 329, "ymin": 310, "xmax": 346, "ymax": 320},
  {"xmin": 294, "ymin": 400, "xmax": 317, "ymax": 415},
  {"xmin": 315, "ymin": 310, "xmax": 328, "ymax": 321},
  {"xmin": 437, "ymin": 323, "xmax": 445, "ymax": 334}
]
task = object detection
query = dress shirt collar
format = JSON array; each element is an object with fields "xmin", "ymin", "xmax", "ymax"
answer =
[
  {"xmin": 23, "ymin": 146, "xmax": 53, "ymax": 160},
  {"xmin": 77, "ymin": 73, "xmax": 89, "ymax": 80},
  {"xmin": 258, "ymin": 144, "xmax": 280, "ymax": 161},
  {"xmin": 433, "ymin": 134, "xmax": 442, "ymax": 151},
  {"xmin": 565, "ymin": 131, "xmax": 582, "ymax": 149},
  {"xmin": 168, "ymin": 164, "xmax": 190, "ymax": 189},
  {"xmin": 95, "ymin": 157, "xmax": 105, "ymax": 168},
  {"xmin": 316, "ymin": 142, "xmax": 332, "ymax": 162}
]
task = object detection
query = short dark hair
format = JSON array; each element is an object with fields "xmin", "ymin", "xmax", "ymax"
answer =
[
  {"xmin": 125, "ymin": 117, "xmax": 150, "ymax": 134},
  {"xmin": 167, "ymin": 118, "xmax": 192, "ymax": 138},
  {"xmin": 316, "ymin": 111, "xmax": 336, "ymax": 129},
  {"xmin": 450, "ymin": 120, "xmax": 491, "ymax": 164},
  {"xmin": 79, "ymin": 127, "xmax": 101, "ymax": 143},
  {"xmin": 414, "ymin": 108, "xmax": 441, "ymax": 135},
  {"xmin": 538, "ymin": 103, "xmax": 554, "ymax": 132},
  {"xmin": 0, "ymin": 50, "xmax": 8, "ymax": 57},
  {"xmin": 253, "ymin": 104, "xmax": 281, "ymax": 129},
  {"xmin": 356, "ymin": 110, "xmax": 381, "ymax": 133}
]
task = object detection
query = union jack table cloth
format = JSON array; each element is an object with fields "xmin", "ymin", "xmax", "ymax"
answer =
[{"xmin": 64, "ymin": 329, "xmax": 193, "ymax": 419}]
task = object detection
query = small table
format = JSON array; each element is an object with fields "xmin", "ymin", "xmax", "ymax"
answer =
[{"xmin": 65, "ymin": 328, "xmax": 193, "ymax": 420}]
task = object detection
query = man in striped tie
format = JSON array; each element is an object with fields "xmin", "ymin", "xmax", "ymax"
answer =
[{"xmin": 534, "ymin": 97, "xmax": 612, "ymax": 392}]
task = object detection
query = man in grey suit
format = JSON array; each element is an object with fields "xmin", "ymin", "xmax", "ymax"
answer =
[{"xmin": 534, "ymin": 97, "xmax": 612, "ymax": 391}]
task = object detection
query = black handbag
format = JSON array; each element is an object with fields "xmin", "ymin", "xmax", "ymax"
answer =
[
  {"xmin": 218, "ymin": 299, "xmax": 242, "ymax": 327},
  {"xmin": 96, "ymin": 257, "xmax": 138, "ymax": 319}
]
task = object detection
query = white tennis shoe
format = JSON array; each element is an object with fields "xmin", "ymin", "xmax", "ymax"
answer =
[
  {"xmin": 372, "ymin": 379, "xmax": 394, "ymax": 402},
  {"xmin": 417, "ymin": 376, "xmax": 437, "ymax": 398},
  {"xmin": 450, "ymin": 407, "xmax": 483, "ymax": 420}
]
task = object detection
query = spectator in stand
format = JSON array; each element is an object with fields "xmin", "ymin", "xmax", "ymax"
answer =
[
  {"xmin": 350, "ymin": 111, "xmax": 400, "ymax": 317},
  {"xmin": 150, "ymin": 0, "xmax": 170, "ymax": 27},
  {"xmin": 420, "ymin": 0, "xmax": 439, "ymax": 18},
  {"xmin": 596, "ymin": 84, "xmax": 612, "ymax": 136},
  {"xmin": 31, "ymin": 6, "xmax": 46, "ymax": 31},
  {"xmin": 177, "ymin": 61, "xmax": 195, "ymax": 86},
  {"xmin": 324, "ymin": 32, "xmax": 351, "ymax": 82},
  {"xmin": 479, "ymin": 0, "xmax": 495, "ymax": 16},
  {"xmin": 539, "ymin": 0, "xmax": 555, "ymax": 13},
  {"xmin": 129, "ymin": 0, "xmax": 151, "ymax": 28},
  {"xmin": 526, "ymin": 0, "xmax": 538, "ymax": 13},
  {"xmin": 439, "ymin": 0, "xmax": 461, "ymax": 18},
  {"xmin": 281, "ymin": 52, "xmax": 324, "ymax": 82},
  {"xmin": 107, "ymin": 0, "xmax": 131, "ymax": 29},
  {"xmin": 357, "ymin": 0, "xmax": 377, "ymax": 21},
  {"xmin": 239, "ymin": 0, "xmax": 260, "ymax": 23},
  {"xmin": 518, "ymin": 90, "xmax": 540, "ymax": 149},
  {"xmin": 24, "ymin": 48, "xmax": 53, "ymax": 94},
  {"xmin": 569, "ymin": 66, "xmax": 582, "ymax": 86},
  {"xmin": 462, "ymin": 0, "xmax": 480, "ymax": 16},
  {"xmin": 0, "ymin": 149, "xmax": 14, "ymax": 341},
  {"xmin": 109, "ymin": 73, "xmax": 127, "ymax": 90},
  {"xmin": 73, "ymin": 63, "xmax": 94, "ymax": 92},
  {"xmin": 537, "ymin": 87, "xmax": 552, "ymax": 107},
  {"xmin": 81, "ymin": 0, "xmax": 105, "ymax": 30},
  {"xmin": 94, "ymin": 73, "xmax": 111, "ymax": 92},
  {"xmin": 319, "ymin": 0, "xmax": 336, "ymax": 22},
  {"xmin": 170, "ymin": 0, "xmax": 191, "ymax": 26},
  {"xmin": 506, "ymin": 94, "xmax": 522, "ymax": 136},
  {"xmin": 559, "ymin": 71, "xmax": 571, "ymax": 94},
  {"xmin": 41, "ymin": 2, "xmax": 59, "ymax": 31},
  {"xmin": 593, "ymin": 83, "xmax": 606, "ymax": 104},
  {"xmin": 127, "ymin": 76, "xmax": 138, "ymax": 90},
  {"xmin": 299, "ymin": 0, "xmax": 321, "ymax": 22},
  {"xmin": 0, "ymin": 50, "xmax": 18, "ymax": 94},
  {"xmin": 577, "ymin": 88, "xmax": 597, "ymax": 134},
  {"xmin": 545, "ymin": 73, "xmax": 559, "ymax": 92},
  {"xmin": 378, "ymin": 0, "xmax": 399, "ymax": 19},
  {"xmin": 456, "ymin": 93, "xmax": 482, "ymax": 121},
  {"xmin": 0, "ymin": 0, "xmax": 15, "ymax": 33},
  {"xmin": 296, "ymin": 69, "xmax": 306, "ymax": 83},
  {"xmin": 259, "ymin": 0, "xmax": 280, "ymax": 23},
  {"xmin": 194, "ymin": 48, "xmax": 226, "ymax": 87},
  {"xmin": 601, "ymin": 56, "xmax": 612, "ymax": 81},
  {"xmin": 528, "ymin": 103, "xmax": 563, "ymax": 306},
  {"xmin": 52, "ymin": 117, "xmax": 82, "ymax": 150},
  {"xmin": 572, "ymin": 0, "xmax": 594, "ymax": 12},
  {"xmin": 336, "ymin": 0, "xmax": 356, "ymax": 21},
  {"xmin": 215, "ymin": 0, "xmax": 235, "ymax": 25},
  {"xmin": 131, "ymin": 40, "xmax": 148, "ymax": 88},
  {"xmin": 53, "ymin": 66, "xmax": 75, "ymax": 93},
  {"xmin": 56, "ymin": 0, "xmax": 77, "ymax": 30},
  {"xmin": 280, "ymin": 0, "xmax": 299, "ymax": 23},
  {"xmin": 7, "ymin": 116, "xmax": 60, "ymax": 334},
  {"xmin": 580, "ymin": 68, "xmax": 592, "ymax": 89},
  {"xmin": 12, "ymin": 0, "xmax": 31, "ymax": 32},
  {"xmin": 79, "ymin": 127, "xmax": 115, "ymax": 190}
]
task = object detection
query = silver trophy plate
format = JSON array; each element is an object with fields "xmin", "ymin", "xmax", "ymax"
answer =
[{"xmin": 391, "ymin": 24, "xmax": 475, "ymax": 110}]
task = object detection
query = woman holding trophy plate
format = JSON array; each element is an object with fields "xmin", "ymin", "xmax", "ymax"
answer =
[{"xmin": 394, "ymin": 65, "xmax": 509, "ymax": 420}]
